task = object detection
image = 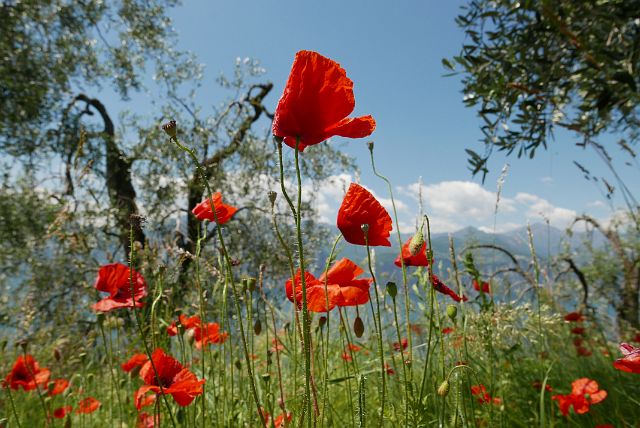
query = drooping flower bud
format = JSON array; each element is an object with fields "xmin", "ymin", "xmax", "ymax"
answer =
[
  {"xmin": 354, "ymin": 316, "xmax": 365, "ymax": 338},
  {"xmin": 254, "ymin": 319, "xmax": 262, "ymax": 335},
  {"xmin": 437, "ymin": 379, "xmax": 450, "ymax": 397},
  {"xmin": 162, "ymin": 120, "xmax": 177, "ymax": 139},
  {"xmin": 367, "ymin": 141, "xmax": 374, "ymax": 152},
  {"xmin": 409, "ymin": 228, "xmax": 425, "ymax": 256},
  {"xmin": 318, "ymin": 316, "xmax": 327, "ymax": 330},
  {"xmin": 268, "ymin": 191, "xmax": 277, "ymax": 206}
]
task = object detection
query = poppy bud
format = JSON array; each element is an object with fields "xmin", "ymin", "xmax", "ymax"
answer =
[
  {"xmin": 409, "ymin": 229, "xmax": 424, "ymax": 256},
  {"xmin": 162, "ymin": 120, "xmax": 177, "ymax": 139},
  {"xmin": 17, "ymin": 339, "xmax": 28, "ymax": 353},
  {"xmin": 241, "ymin": 278, "xmax": 248, "ymax": 293},
  {"xmin": 235, "ymin": 359, "xmax": 242, "ymax": 370},
  {"xmin": 386, "ymin": 282, "xmax": 397, "ymax": 299},
  {"xmin": 367, "ymin": 141, "xmax": 374, "ymax": 152},
  {"xmin": 254, "ymin": 319, "xmax": 262, "ymax": 335},
  {"xmin": 318, "ymin": 316, "xmax": 327, "ymax": 330},
  {"xmin": 268, "ymin": 191, "xmax": 277, "ymax": 206},
  {"xmin": 53, "ymin": 348, "xmax": 62, "ymax": 362},
  {"xmin": 96, "ymin": 313, "xmax": 105, "ymax": 327},
  {"xmin": 437, "ymin": 379, "xmax": 450, "ymax": 397},
  {"xmin": 446, "ymin": 304, "xmax": 458, "ymax": 322},
  {"xmin": 354, "ymin": 316, "xmax": 364, "ymax": 338},
  {"xmin": 247, "ymin": 277, "xmax": 257, "ymax": 293},
  {"xmin": 261, "ymin": 373, "xmax": 271, "ymax": 382},
  {"xmin": 274, "ymin": 135, "xmax": 284, "ymax": 144}
]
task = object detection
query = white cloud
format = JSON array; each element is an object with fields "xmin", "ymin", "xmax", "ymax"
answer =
[{"xmin": 514, "ymin": 192, "xmax": 577, "ymax": 227}]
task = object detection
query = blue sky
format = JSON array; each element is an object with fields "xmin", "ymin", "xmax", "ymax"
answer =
[{"xmin": 116, "ymin": 1, "xmax": 639, "ymax": 233}]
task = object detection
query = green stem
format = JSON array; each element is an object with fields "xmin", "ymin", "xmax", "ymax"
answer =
[
  {"xmin": 195, "ymin": 224, "xmax": 208, "ymax": 428},
  {"xmin": 172, "ymin": 136, "xmax": 266, "ymax": 426},
  {"xmin": 21, "ymin": 349, "xmax": 51, "ymax": 427},
  {"xmin": 5, "ymin": 384, "xmax": 23, "ymax": 428}
]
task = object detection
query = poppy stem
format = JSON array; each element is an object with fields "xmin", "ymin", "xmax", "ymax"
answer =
[
  {"xmin": 194, "ymin": 224, "xmax": 208, "ymax": 428},
  {"xmin": 292, "ymin": 137, "xmax": 315, "ymax": 427},
  {"xmin": 127, "ymin": 223, "xmax": 178, "ymax": 428},
  {"xmin": 171, "ymin": 135, "xmax": 267, "ymax": 426},
  {"xmin": 4, "ymin": 385, "xmax": 23, "ymax": 428},
  {"xmin": 20, "ymin": 350, "xmax": 52, "ymax": 427},
  {"xmin": 363, "ymin": 234, "xmax": 387, "ymax": 426},
  {"xmin": 368, "ymin": 143, "xmax": 413, "ymax": 366}
]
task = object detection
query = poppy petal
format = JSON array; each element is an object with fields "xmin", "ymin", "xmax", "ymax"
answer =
[{"xmin": 337, "ymin": 183, "xmax": 392, "ymax": 247}]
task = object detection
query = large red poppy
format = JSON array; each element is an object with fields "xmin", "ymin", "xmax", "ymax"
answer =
[
  {"xmin": 613, "ymin": 343, "xmax": 640, "ymax": 374},
  {"xmin": 194, "ymin": 322, "xmax": 229, "ymax": 349},
  {"xmin": 121, "ymin": 353, "xmax": 148, "ymax": 373},
  {"xmin": 76, "ymin": 397, "xmax": 101, "ymax": 414},
  {"xmin": 285, "ymin": 258, "xmax": 371, "ymax": 312},
  {"xmin": 432, "ymin": 275, "xmax": 468, "ymax": 302},
  {"xmin": 91, "ymin": 263, "xmax": 148, "ymax": 312},
  {"xmin": 394, "ymin": 237, "xmax": 429, "ymax": 267},
  {"xmin": 337, "ymin": 183, "xmax": 392, "ymax": 247},
  {"xmin": 4, "ymin": 354, "xmax": 51, "ymax": 391},
  {"xmin": 272, "ymin": 50, "xmax": 376, "ymax": 151},
  {"xmin": 134, "ymin": 348, "xmax": 205, "ymax": 409},
  {"xmin": 551, "ymin": 378, "xmax": 607, "ymax": 416},
  {"xmin": 192, "ymin": 192, "xmax": 238, "ymax": 224}
]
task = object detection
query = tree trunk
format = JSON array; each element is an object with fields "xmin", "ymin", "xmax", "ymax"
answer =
[{"xmin": 76, "ymin": 94, "xmax": 145, "ymax": 256}]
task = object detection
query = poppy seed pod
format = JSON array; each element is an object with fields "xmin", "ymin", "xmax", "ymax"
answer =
[
  {"xmin": 268, "ymin": 191, "xmax": 277, "ymax": 206},
  {"xmin": 409, "ymin": 229, "xmax": 425, "ymax": 256},
  {"xmin": 446, "ymin": 304, "xmax": 458, "ymax": 321},
  {"xmin": 254, "ymin": 319, "xmax": 262, "ymax": 335},
  {"xmin": 247, "ymin": 277, "xmax": 257, "ymax": 292},
  {"xmin": 318, "ymin": 316, "xmax": 327, "ymax": 329},
  {"xmin": 437, "ymin": 379, "xmax": 450, "ymax": 397},
  {"xmin": 162, "ymin": 120, "xmax": 177, "ymax": 139},
  {"xmin": 386, "ymin": 282, "xmax": 397, "ymax": 299},
  {"xmin": 367, "ymin": 141, "xmax": 374, "ymax": 152}
]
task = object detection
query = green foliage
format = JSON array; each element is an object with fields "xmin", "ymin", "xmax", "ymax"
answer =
[{"xmin": 451, "ymin": 0, "xmax": 640, "ymax": 180}]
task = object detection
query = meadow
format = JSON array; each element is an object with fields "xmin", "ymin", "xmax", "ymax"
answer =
[{"xmin": 2, "ymin": 50, "xmax": 640, "ymax": 428}]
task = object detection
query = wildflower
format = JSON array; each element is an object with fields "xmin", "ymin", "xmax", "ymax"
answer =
[
  {"xmin": 192, "ymin": 193, "xmax": 238, "ymax": 224},
  {"xmin": 4, "ymin": 355, "xmax": 50, "ymax": 391},
  {"xmin": 552, "ymin": 378, "xmax": 606, "ymax": 416},
  {"xmin": 121, "ymin": 354, "xmax": 148, "ymax": 373},
  {"xmin": 472, "ymin": 280, "xmax": 490, "ymax": 293},
  {"xmin": 262, "ymin": 409, "xmax": 292, "ymax": 428},
  {"xmin": 532, "ymin": 380, "xmax": 553, "ymax": 392},
  {"xmin": 384, "ymin": 363, "xmax": 395, "ymax": 375},
  {"xmin": 442, "ymin": 327, "xmax": 454, "ymax": 335},
  {"xmin": 48, "ymin": 378, "xmax": 70, "ymax": 396},
  {"xmin": 337, "ymin": 183, "xmax": 392, "ymax": 246},
  {"xmin": 285, "ymin": 258, "xmax": 372, "ymax": 312},
  {"xmin": 564, "ymin": 312, "xmax": 585, "ymax": 322},
  {"xmin": 138, "ymin": 411, "xmax": 160, "ymax": 428},
  {"xmin": 91, "ymin": 263, "xmax": 148, "ymax": 312},
  {"xmin": 393, "ymin": 338, "xmax": 408, "ymax": 352},
  {"xmin": 347, "ymin": 343, "xmax": 362, "ymax": 352},
  {"xmin": 167, "ymin": 314, "xmax": 202, "ymax": 336},
  {"xmin": 272, "ymin": 50, "xmax": 375, "ymax": 151},
  {"xmin": 432, "ymin": 275, "xmax": 468, "ymax": 302},
  {"xmin": 571, "ymin": 327, "xmax": 585, "ymax": 335},
  {"xmin": 194, "ymin": 322, "xmax": 228, "ymax": 349},
  {"xmin": 134, "ymin": 348, "xmax": 205, "ymax": 409},
  {"xmin": 576, "ymin": 347, "xmax": 592, "ymax": 357},
  {"xmin": 470, "ymin": 384, "xmax": 501, "ymax": 405},
  {"xmin": 394, "ymin": 236, "xmax": 429, "ymax": 267},
  {"xmin": 76, "ymin": 397, "xmax": 101, "ymax": 414},
  {"xmin": 271, "ymin": 338, "xmax": 285, "ymax": 353},
  {"xmin": 53, "ymin": 406, "xmax": 72, "ymax": 419},
  {"xmin": 613, "ymin": 343, "xmax": 640, "ymax": 374},
  {"xmin": 341, "ymin": 352, "xmax": 352, "ymax": 362}
]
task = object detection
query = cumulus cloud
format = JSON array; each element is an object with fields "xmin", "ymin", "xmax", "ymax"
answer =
[{"xmin": 514, "ymin": 193, "xmax": 577, "ymax": 227}]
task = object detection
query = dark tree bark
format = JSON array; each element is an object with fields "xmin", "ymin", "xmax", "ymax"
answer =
[
  {"xmin": 179, "ymin": 83, "xmax": 272, "ymax": 266},
  {"xmin": 75, "ymin": 94, "xmax": 145, "ymax": 256}
]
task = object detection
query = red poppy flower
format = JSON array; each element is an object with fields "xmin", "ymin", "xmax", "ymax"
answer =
[
  {"xmin": 138, "ymin": 411, "xmax": 160, "ymax": 428},
  {"xmin": 337, "ymin": 183, "xmax": 392, "ymax": 247},
  {"xmin": 442, "ymin": 327, "xmax": 454, "ymax": 335},
  {"xmin": 134, "ymin": 348, "xmax": 205, "ymax": 409},
  {"xmin": 121, "ymin": 354, "xmax": 148, "ymax": 373},
  {"xmin": 393, "ymin": 338, "xmax": 408, "ymax": 352},
  {"xmin": 564, "ymin": 312, "xmax": 585, "ymax": 322},
  {"xmin": 76, "ymin": 397, "xmax": 101, "ymax": 414},
  {"xmin": 384, "ymin": 363, "xmax": 395, "ymax": 375},
  {"xmin": 571, "ymin": 327, "xmax": 585, "ymax": 335},
  {"xmin": 91, "ymin": 263, "xmax": 147, "ymax": 312},
  {"xmin": 432, "ymin": 275, "xmax": 468, "ymax": 302},
  {"xmin": 613, "ymin": 343, "xmax": 640, "ymax": 374},
  {"xmin": 573, "ymin": 337, "xmax": 583, "ymax": 347},
  {"xmin": 192, "ymin": 193, "xmax": 238, "ymax": 224},
  {"xmin": 285, "ymin": 258, "xmax": 372, "ymax": 312},
  {"xmin": 262, "ymin": 409, "xmax": 293, "ymax": 428},
  {"xmin": 4, "ymin": 355, "xmax": 51, "ymax": 391},
  {"xmin": 341, "ymin": 352, "xmax": 353, "ymax": 362},
  {"xmin": 347, "ymin": 343, "xmax": 362, "ymax": 352},
  {"xmin": 167, "ymin": 314, "xmax": 202, "ymax": 336},
  {"xmin": 48, "ymin": 378, "xmax": 70, "ymax": 396},
  {"xmin": 470, "ymin": 384, "xmax": 501, "ymax": 405},
  {"xmin": 394, "ymin": 237, "xmax": 429, "ymax": 267},
  {"xmin": 551, "ymin": 378, "xmax": 606, "ymax": 416},
  {"xmin": 53, "ymin": 406, "xmax": 72, "ymax": 419},
  {"xmin": 271, "ymin": 338, "xmax": 285, "ymax": 353},
  {"xmin": 473, "ymin": 280, "xmax": 490, "ymax": 293},
  {"xmin": 532, "ymin": 380, "xmax": 553, "ymax": 392},
  {"xmin": 194, "ymin": 322, "xmax": 228, "ymax": 349},
  {"xmin": 576, "ymin": 346, "xmax": 592, "ymax": 357},
  {"xmin": 632, "ymin": 333, "xmax": 640, "ymax": 343},
  {"xmin": 272, "ymin": 50, "xmax": 376, "ymax": 152},
  {"xmin": 138, "ymin": 393, "xmax": 157, "ymax": 409}
]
